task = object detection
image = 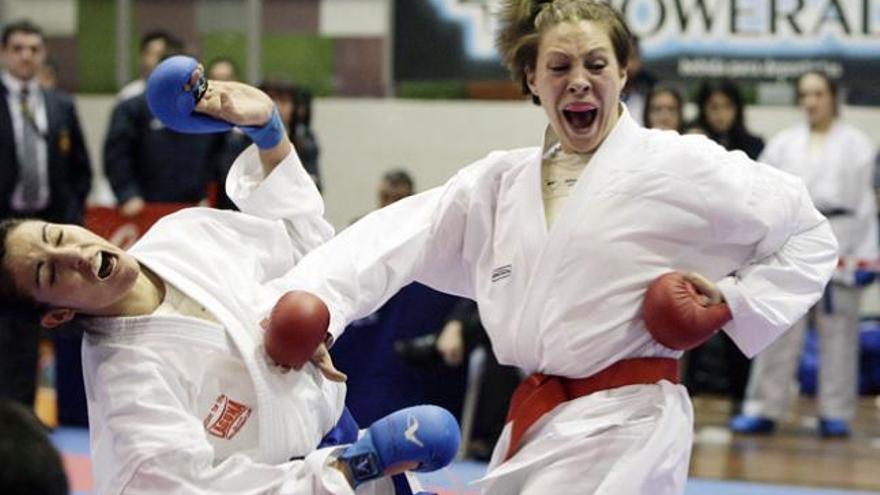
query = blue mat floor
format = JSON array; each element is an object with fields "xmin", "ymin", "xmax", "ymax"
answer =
[{"xmin": 51, "ymin": 427, "xmax": 880, "ymax": 495}]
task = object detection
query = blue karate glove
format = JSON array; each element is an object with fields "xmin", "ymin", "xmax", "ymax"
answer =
[
  {"xmin": 337, "ymin": 405, "xmax": 460, "ymax": 488},
  {"xmin": 854, "ymin": 269, "xmax": 876, "ymax": 287},
  {"xmin": 146, "ymin": 55, "xmax": 284, "ymax": 149},
  {"xmin": 146, "ymin": 55, "xmax": 231, "ymax": 134}
]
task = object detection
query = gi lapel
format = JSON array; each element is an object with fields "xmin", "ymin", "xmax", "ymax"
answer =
[
  {"xmin": 136, "ymin": 250, "xmax": 294, "ymax": 464},
  {"xmin": 512, "ymin": 108, "xmax": 641, "ymax": 368}
]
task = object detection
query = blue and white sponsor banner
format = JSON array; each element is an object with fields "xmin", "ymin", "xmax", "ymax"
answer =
[{"xmin": 396, "ymin": 0, "xmax": 880, "ymax": 103}]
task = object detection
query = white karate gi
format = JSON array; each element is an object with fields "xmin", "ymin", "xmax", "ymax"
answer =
[
  {"xmin": 277, "ymin": 107, "xmax": 838, "ymax": 494},
  {"xmin": 81, "ymin": 146, "xmax": 395, "ymax": 495},
  {"xmin": 743, "ymin": 121, "xmax": 878, "ymax": 421}
]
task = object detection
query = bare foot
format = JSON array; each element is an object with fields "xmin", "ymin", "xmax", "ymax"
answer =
[{"xmin": 189, "ymin": 65, "xmax": 274, "ymax": 127}]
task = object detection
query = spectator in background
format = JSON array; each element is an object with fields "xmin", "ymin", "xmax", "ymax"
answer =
[
  {"xmin": 261, "ymin": 82, "xmax": 322, "ymax": 190},
  {"xmin": 0, "ymin": 20, "xmax": 91, "ymax": 422},
  {"xmin": 433, "ymin": 298, "xmax": 522, "ymax": 460},
  {"xmin": 731, "ymin": 71, "xmax": 878, "ymax": 438},
  {"xmin": 691, "ymin": 79, "xmax": 765, "ymax": 159},
  {"xmin": 377, "ymin": 168, "xmax": 413, "ymax": 207},
  {"xmin": 330, "ymin": 169, "xmax": 467, "ymax": 426},
  {"xmin": 206, "ymin": 57, "xmax": 251, "ymax": 210},
  {"xmin": 643, "ymin": 85, "xmax": 684, "ymax": 132},
  {"xmin": 293, "ymin": 88, "xmax": 321, "ymax": 189},
  {"xmin": 117, "ymin": 30, "xmax": 183, "ymax": 101},
  {"xmin": 621, "ymin": 35, "xmax": 655, "ymax": 126},
  {"xmin": 0, "ymin": 21, "xmax": 91, "ymax": 225},
  {"xmin": 103, "ymin": 41, "xmax": 219, "ymax": 217},
  {"xmin": 682, "ymin": 79, "xmax": 765, "ymax": 413},
  {"xmin": 0, "ymin": 400, "xmax": 68, "ymax": 495},
  {"xmin": 206, "ymin": 56, "xmax": 238, "ymax": 82}
]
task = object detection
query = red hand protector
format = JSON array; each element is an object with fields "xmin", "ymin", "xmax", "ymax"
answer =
[
  {"xmin": 642, "ymin": 272, "xmax": 732, "ymax": 350},
  {"xmin": 264, "ymin": 291, "xmax": 330, "ymax": 368}
]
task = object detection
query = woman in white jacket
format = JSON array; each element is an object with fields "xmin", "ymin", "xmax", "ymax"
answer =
[
  {"xmin": 272, "ymin": 1, "xmax": 839, "ymax": 493},
  {"xmin": 731, "ymin": 71, "xmax": 878, "ymax": 438}
]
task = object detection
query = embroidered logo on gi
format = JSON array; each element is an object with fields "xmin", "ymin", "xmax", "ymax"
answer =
[
  {"xmin": 491, "ymin": 264, "xmax": 512, "ymax": 283},
  {"xmin": 404, "ymin": 414, "xmax": 424, "ymax": 447},
  {"xmin": 204, "ymin": 394, "xmax": 252, "ymax": 440}
]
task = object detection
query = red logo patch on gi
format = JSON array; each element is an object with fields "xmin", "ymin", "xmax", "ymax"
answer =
[{"xmin": 204, "ymin": 394, "xmax": 252, "ymax": 440}]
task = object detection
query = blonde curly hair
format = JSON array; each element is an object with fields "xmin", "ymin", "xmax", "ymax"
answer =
[{"xmin": 495, "ymin": 0, "xmax": 632, "ymax": 104}]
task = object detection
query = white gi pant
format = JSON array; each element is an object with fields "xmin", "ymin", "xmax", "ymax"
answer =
[
  {"xmin": 475, "ymin": 381, "xmax": 693, "ymax": 495},
  {"xmin": 743, "ymin": 284, "xmax": 862, "ymax": 420}
]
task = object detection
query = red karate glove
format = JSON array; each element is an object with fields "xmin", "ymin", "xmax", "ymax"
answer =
[
  {"xmin": 642, "ymin": 272, "xmax": 732, "ymax": 351},
  {"xmin": 264, "ymin": 290, "xmax": 331, "ymax": 369}
]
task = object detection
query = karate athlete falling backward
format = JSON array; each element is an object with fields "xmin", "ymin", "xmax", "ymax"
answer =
[
  {"xmin": 0, "ymin": 56, "xmax": 459, "ymax": 494},
  {"xmin": 263, "ymin": 1, "xmax": 839, "ymax": 494}
]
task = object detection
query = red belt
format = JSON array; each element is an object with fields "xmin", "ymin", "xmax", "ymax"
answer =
[{"xmin": 504, "ymin": 357, "xmax": 679, "ymax": 460}]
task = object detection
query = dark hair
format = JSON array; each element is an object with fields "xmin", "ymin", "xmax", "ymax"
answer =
[
  {"xmin": 496, "ymin": 0, "xmax": 632, "ymax": 105},
  {"xmin": 0, "ymin": 400, "xmax": 69, "ymax": 495},
  {"xmin": 139, "ymin": 29, "xmax": 184, "ymax": 53},
  {"xmin": 796, "ymin": 70, "xmax": 839, "ymax": 117},
  {"xmin": 2, "ymin": 20, "xmax": 44, "ymax": 46},
  {"xmin": 382, "ymin": 169, "xmax": 415, "ymax": 191},
  {"xmin": 694, "ymin": 79, "xmax": 747, "ymax": 137},
  {"xmin": 259, "ymin": 81, "xmax": 300, "ymax": 130},
  {"xmin": 0, "ymin": 218, "xmax": 48, "ymax": 330},
  {"xmin": 0, "ymin": 220, "xmax": 81, "ymax": 330},
  {"xmin": 294, "ymin": 88, "xmax": 314, "ymax": 129},
  {"xmin": 629, "ymin": 33, "xmax": 640, "ymax": 52},
  {"xmin": 643, "ymin": 85, "xmax": 683, "ymax": 132},
  {"xmin": 0, "ymin": 218, "xmax": 36, "ymax": 310}
]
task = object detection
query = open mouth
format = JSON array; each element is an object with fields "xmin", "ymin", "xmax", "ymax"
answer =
[
  {"xmin": 95, "ymin": 251, "xmax": 117, "ymax": 280},
  {"xmin": 562, "ymin": 104, "xmax": 598, "ymax": 132}
]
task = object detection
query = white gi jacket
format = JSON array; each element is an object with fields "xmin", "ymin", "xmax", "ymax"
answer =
[
  {"xmin": 82, "ymin": 146, "xmax": 387, "ymax": 495},
  {"xmin": 760, "ymin": 120, "xmax": 878, "ymax": 269},
  {"xmin": 279, "ymin": 108, "xmax": 838, "ymax": 494}
]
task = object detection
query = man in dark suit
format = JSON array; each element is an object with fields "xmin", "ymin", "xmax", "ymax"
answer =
[
  {"xmin": 0, "ymin": 20, "xmax": 91, "ymax": 423},
  {"xmin": 103, "ymin": 91, "xmax": 219, "ymax": 216},
  {"xmin": 103, "ymin": 32, "xmax": 219, "ymax": 217},
  {"xmin": 0, "ymin": 21, "xmax": 91, "ymax": 224}
]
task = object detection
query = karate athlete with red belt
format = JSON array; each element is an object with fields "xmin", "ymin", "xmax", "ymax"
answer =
[{"xmin": 261, "ymin": 2, "xmax": 838, "ymax": 493}]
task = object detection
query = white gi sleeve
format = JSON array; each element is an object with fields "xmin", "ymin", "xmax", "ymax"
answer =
[
  {"xmin": 122, "ymin": 448, "xmax": 355, "ymax": 495},
  {"xmin": 702, "ymin": 148, "xmax": 839, "ymax": 358},
  {"xmin": 84, "ymin": 341, "xmax": 358, "ymax": 495},
  {"xmin": 270, "ymin": 157, "xmax": 491, "ymax": 341},
  {"xmin": 225, "ymin": 144, "xmax": 335, "ymax": 259}
]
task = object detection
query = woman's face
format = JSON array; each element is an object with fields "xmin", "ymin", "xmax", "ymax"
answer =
[
  {"xmin": 3, "ymin": 221, "xmax": 140, "ymax": 314},
  {"xmin": 526, "ymin": 20, "xmax": 627, "ymax": 153},
  {"xmin": 798, "ymin": 73, "xmax": 835, "ymax": 128},
  {"xmin": 646, "ymin": 91, "xmax": 681, "ymax": 131},
  {"xmin": 704, "ymin": 91, "xmax": 736, "ymax": 134}
]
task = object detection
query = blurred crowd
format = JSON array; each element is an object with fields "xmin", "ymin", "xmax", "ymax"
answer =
[{"xmin": 0, "ymin": 19, "xmax": 878, "ymax": 478}]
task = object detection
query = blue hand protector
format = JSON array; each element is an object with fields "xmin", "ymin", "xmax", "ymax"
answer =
[
  {"xmin": 240, "ymin": 106, "xmax": 285, "ymax": 150},
  {"xmin": 854, "ymin": 269, "xmax": 876, "ymax": 287},
  {"xmin": 337, "ymin": 405, "xmax": 460, "ymax": 488},
  {"xmin": 146, "ymin": 55, "xmax": 234, "ymax": 134}
]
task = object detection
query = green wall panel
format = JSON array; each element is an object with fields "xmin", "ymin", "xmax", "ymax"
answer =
[
  {"xmin": 77, "ymin": 0, "xmax": 117, "ymax": 93},
  {"xmin": 397, "ymin": 81, "xmax": 468, "ymax": 99},
  {"xmin": 262, "ymin": 35, "xmax": 334, "ymax": 96},
  {"xmin": 201, "ymin": 32, "xmax": 247, "ymax": 78}
]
